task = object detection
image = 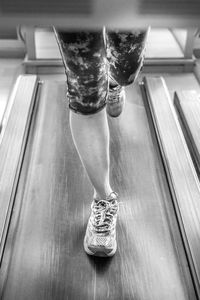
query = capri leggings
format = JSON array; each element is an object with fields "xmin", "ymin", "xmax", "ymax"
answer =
[{"xmin": 54, "ymin": 27, "xmax": 149, "ymax": 115}]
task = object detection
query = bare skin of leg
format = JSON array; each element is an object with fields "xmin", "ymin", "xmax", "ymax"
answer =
[{"xmin": 69, "ymin": 108, "xmax": 113, "ymax": 200}]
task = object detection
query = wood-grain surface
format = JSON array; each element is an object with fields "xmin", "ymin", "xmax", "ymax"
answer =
[
  {"xmin": 174, "ymin": 90, "xmax": 200, "ymax": 175},
  {"xmin": 0, "ymin": 75, "xmax": 38, "ymax": 262},
  {"xmin": 144, "ymin": 76, "xmax": 200, "ymax": 298},
  {"xmin": 0, "ymin": 80, "xmax": 196, "ymax": 299},
  {"xmin": 0, "ymin": 58, "xmax": 23, "ymax": 130}
]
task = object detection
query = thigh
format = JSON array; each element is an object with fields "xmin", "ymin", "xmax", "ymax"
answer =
[
  {"xmin": 105, "ymin": 28, "xmax": 150, "ymax": 86},
  {"xmin": 54, "ymin": 28, "xmax": 108, "ymax": 115}
]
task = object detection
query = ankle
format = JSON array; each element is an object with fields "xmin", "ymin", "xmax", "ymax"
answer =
[{"xmin": 93, "ymin": 188, "xmax": 114, "ymax": 200}]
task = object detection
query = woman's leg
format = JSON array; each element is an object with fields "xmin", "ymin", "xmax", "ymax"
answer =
[
  {"xmin": 70, "ymin": 109, "xmax": 113, "ymax": 200},
  {"xmin": 54, "ymin": 29, "xmax": 113, "ymax": 200}
]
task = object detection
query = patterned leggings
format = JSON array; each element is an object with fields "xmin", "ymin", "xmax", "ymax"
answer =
[{"xmin": 54, "ymin": 27, "xmax": 149, "ymax": 115}]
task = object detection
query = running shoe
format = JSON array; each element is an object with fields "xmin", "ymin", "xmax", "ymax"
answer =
[
  {"xmin": 84, "ymin": 192, "xmax": 119, "ymax": 257},
  {"xmin": 106, "ymin": 84, "xmax": 125, "ymax": 118}
]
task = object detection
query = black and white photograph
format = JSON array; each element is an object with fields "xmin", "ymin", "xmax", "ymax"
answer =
[{"xmin": 0, "ymin": 0, "xmax": 200, "ymax": 299}]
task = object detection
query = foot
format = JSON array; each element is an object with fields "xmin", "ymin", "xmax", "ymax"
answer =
[
  {"xmin": 84, "ymin": 192, "xmax": 119, "ymax": 257},
  {"xmin": 106, "ymin": 84, "xmax": 125, "ymax": 118}
]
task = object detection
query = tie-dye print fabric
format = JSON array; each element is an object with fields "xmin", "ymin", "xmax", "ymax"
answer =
[{"xmin": 54, "ymin": 28, "xmax": 148, "ymax": 115}]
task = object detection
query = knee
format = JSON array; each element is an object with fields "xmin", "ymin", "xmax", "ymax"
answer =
[
  {"xmin": 66, "ymin": 74, "xmax": 108, "ymax": 115},
  {"xmin": 116, "ymin": 57, "xmax": 144, "ymax": 87},
  {"xmin": 69, "ymin": 105, "xmax": 107, "ymax": 121},
  {"xmin": 69, "ymin": 100, "xmax": 107, "ymax": 115}
]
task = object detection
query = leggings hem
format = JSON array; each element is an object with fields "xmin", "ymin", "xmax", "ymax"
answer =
[{"xmin": 68, "ymin": 102, "xmax": 107, "ymax": 115}]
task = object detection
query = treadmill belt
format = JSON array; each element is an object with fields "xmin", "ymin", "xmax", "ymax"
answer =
[{"xmin": 0, "ymin": 79, "xmax": 196, "ymax": 299}]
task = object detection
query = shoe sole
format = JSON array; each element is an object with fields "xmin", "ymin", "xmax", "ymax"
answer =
[{"xmin": 84, "ymin": 238, "xmax": 117, "ymax": 257}]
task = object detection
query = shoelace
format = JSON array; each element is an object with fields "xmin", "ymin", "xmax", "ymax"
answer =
[
  {"xmin": 91, "ymin": 199, "xmax": 119, "ymax": 233},
  {"xmin": 109, "ymin": 85, "xmax": 123, "ymax": 103}
]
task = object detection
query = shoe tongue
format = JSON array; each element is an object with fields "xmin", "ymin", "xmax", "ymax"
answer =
[
  {"xmin": 106, "ymin": 192, "xmax": 118, "ymax": 201},
  {"xmin": 94, "ymin": 192, "xmax": 118, "ymax": 205},
  {"xmin": 93, "ymin": 200, "xmax": 108, "ymax": 209}
]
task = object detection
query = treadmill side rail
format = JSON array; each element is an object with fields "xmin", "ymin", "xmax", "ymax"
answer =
[
  {"xmin": 0, "ymin": 75, "xmax": 38, "ymax": 265},
  {"xmin": 143, "ymin": 76, "xmax": 200, "ymax": 298},
  {"xmin": 174, "ymin": 90, "xmax": 200, "ymax": 177}
]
